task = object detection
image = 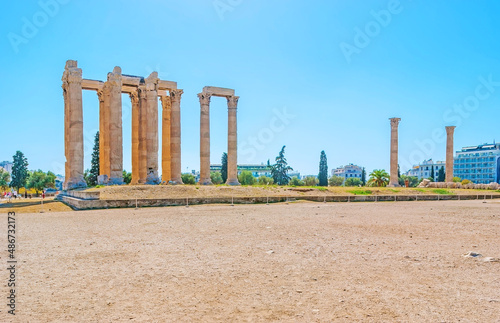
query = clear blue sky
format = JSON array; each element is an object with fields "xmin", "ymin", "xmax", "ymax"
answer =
[{"xmin": 1, "ymin": 0, "xmax": 500, "ymax": 177}]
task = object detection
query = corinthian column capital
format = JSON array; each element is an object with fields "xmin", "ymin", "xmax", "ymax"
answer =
[
  {"xmin": 197, "ymin": 92, "xmax": 211, "ymax": 105},
  {"xmin": 389, "ymin": 117, "xmax": 401, "ymax": 128},
  {"xmin": 446, "ymin": 126, "xmax": 456, "ymax": 135},
  {"xmin": 226, "ymin": 96, "xmax": 239, "ymax": 109},
  {"xmin": 170, "ymin": 89, "xmax": 184, "ymax": 103}
]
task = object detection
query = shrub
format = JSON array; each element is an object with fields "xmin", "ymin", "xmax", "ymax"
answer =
[
  {"xmin": 238, "ymin": 171, "xmax": 256, "ymax": 185},
  {"xmin": 452, "ymin": 177, "xmax": 462, "ymax": 183},
  {"xmin": 210, "ymin": 172, "xmax": 223, "ymax": 184},
  {"xmin": 289, "ymin": 176, "xmax": 304, "ymax": 186},
  {"xmin": 328, "ymin": 175, "xmax": 344, "ymax": 186},
  {"xmin": 257, "ymin": 176, "xmax": 274, "ymax": 185},
  {"xmin": 304, "ymin": 176, "xmax": 318, "ymax": 186},
  {"xmin": 181, "ymin": 173, "xmax": 196, "ymax": 184},
  {"xmin": 461, "ymin": 179, "xmax": 471, "ymax": 185},
  {"xmin": 345, "ymin": 178, "xmax": 362, "ymax": 187}
]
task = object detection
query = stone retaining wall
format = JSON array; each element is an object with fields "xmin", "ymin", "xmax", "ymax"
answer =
[{"xmin": 57, "ymin": 193, "xmax": 500, "ymax": 211}]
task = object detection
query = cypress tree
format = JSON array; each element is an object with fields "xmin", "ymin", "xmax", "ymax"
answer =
[
  {"xmin": 318, "ymin": 150, "xmax": 328, "ymax": 186},
  {"xmin": 221, "ymin": 152, "xmax": 228, "ymax": 183}
]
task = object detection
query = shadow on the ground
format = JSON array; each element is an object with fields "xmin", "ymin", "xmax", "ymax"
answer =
[{"xmin": 0, "ymin": 200, "xmax": 58, "ymax": 208}]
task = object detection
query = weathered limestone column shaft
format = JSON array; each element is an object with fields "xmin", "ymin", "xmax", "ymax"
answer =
[
  {"xmin": 389, "ymin": 118, "xmax": 401, "ymax": 187},
  {"xmin": 107, "ymin": 67, "xmax": 124, "ymax": 185},
  {"xmin": 199, "ymin": 93, "xmax": 212, "ymax": 185},
  {"xmin": 445, "ymin": 126, "xmax": 456, "ymax": 182},
  {"xmin": 170, "ymin": 89, "xmax": 184, "ymax": 184},
  {"xmin": 145, "ymin": 72, "xmax": 160, "ymax": 184},
  {"xmin": 62, "ymin": 60, "xmax": 87, "ymax": 189},
  {"xmin": 226, "ymin": 96, "xmax": 240, "ymax": 185},
  {"xmin": 161, "ymin": 95, "xmax": 172, "ymax": 183},
  {"xmin": 97, "ymin": 89, "xmax": 106, "ymax": 176},
  {"xmin": 137, "ymin": 86, "xmax": 148, "ymax": 184},
  {"xmin": 130, "ymin": 91, "xmax": 140, "ymax": 184},
  {"xmin": 101, "ymin": 84, "xmax": 111, "ymax": 179}
]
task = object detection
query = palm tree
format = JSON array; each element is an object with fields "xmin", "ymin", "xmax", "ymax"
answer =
[{"xmin": 367, "ymin": 169, "xmax": 390, "ymax": 187}]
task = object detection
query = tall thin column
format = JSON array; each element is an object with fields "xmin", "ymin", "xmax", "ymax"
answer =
[
  {"xmin": 388, "ymin": 117, "xmax": 401, "ymax": 187},
  {"xmin": 62, "ymin": 60, "xmax": 87, "ymax": 190},
  {"xmin": 445, "ymin": 126, "xmax": 456, "ymax": 182},
  {"xmin": 145, "ymin": 72, "xmax": 160, "ymax": 184},
  {"xmin": 130, "ymin": 90, "xmax": 140, "ymax": 184},
  {"xmin": 199, "ymin": 92, "xmax": 212, "ymax": 185},
  {"xmin": 138, "ymin": 85, "xmax": 148, "ymax": 184},
  {"xmin": 161, "ymin": 94, "xmax": 172, "ymax": 183},
  {"xmin": 226, "ymin": 96, "xmax": 240, "ymax": 185},
  {"xmin": 107, "ymin": 67, "xmax": 124, "ymax": 185},
  {"xmin": 170, "ymin": 89, "xmax": 184, "ymax": 184}
]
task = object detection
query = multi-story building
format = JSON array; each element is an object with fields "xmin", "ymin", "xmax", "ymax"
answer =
[
  {"xmin": 405, "ymin": 159, "xmax": 445, "ymax": 180},
  {"xmin": 332, "ymin": 164, "xmax": 363, "ymax": 182},
  {"xmin": 0, "ymin": 161, "xmax": 13, "ymax": 173},
  {"xmin": 454, "ymin": 143, "xmax": 500, "ymax": 184},
  {"xmin": 210, "ymin": 163, "xmax": 300, "ymax": 179}
]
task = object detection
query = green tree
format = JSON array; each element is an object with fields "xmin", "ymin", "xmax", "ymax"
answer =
[
  {"xmin": 328, "ymin": 175, "xmax": 344, "ymax": 186},
  {"xmin": 87, "ymin": 131, "xmax": 100, "ymax": 186},
  {"xmin": 28, "ymin": 170, "xmax": 55, "ymax": 194},
  {"xmin": 210, "ymin": 171, "xmax": 223, "ymax": 184},
  {"xmin": 361, "ymin": 167, "xmax": 366, "ymax": 186},
  {"xmin": 452, "ymin": 176, "xmax": 461, "ymax": 183},
  {"xmin": 345, "ymin": 178, "xmax": 362, "ymax": 186},
  {"xmin": 318, "ymin": 150, "xmax": 328, "ymax": 186},
  {"xmin": 289, "ymin": 176, "xmax": 304, "ymax": 186},
  {"xmin": 437, "ymin": 166, "xmax": 445, "ymax": 182},
  {"xmin": 367, "ymin": 169, "xmax": 390, "ymax": 187},
  {"xmin": 0, "ymin": 168, "xmax": 10, "ymax": 191},
  {"xmin": 123, "ymin": 170, "xmax": 132, "ymax": 184},
  {"xmin": 238, "ymin": 171, "xmax": 256, "ymax": 185},
  {"xmin": 399, "ymin": 175, "xmax": 420, "ymax": 187},
  {"xmin": 271, "ymin": 146, "xmax": 293, "ymax": 185},
  {"xmin": 304, "ymin": 176, "xmax": 319, "ymax": 186},
  {"xmin": 257, "ymin": 175, "xmax": 274, "ymax": 185},
  {"xmin": 181, "ymin": 173, "xmax": 196, "ymax": 184},
  {"xmin": 10, "ymin": 151, "xmax": 29, "ymax": 191},
  {"xmin": 221, "ymin": 152, "xmax": 228, "ymax": 184},
  {"xmin": 430, "ymin": 165, "xmax": 435, "ymax": 181}
]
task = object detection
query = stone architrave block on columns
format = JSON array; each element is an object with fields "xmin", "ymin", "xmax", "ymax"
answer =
[
  {"xmin": 62, "ymin": 60, "xmax": 87, "ymax": 190},
  {"xmin": 445, "ymin": 126, "xmax": 456, "ymax": 183},
  {"xmin": 388, "ymin": 117, "xmax": 401, "ymax": 187}
]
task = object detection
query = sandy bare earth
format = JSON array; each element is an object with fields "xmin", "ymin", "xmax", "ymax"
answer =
[{"xmin": 2, "ymin": 200, "xmax": 500, "ymax": 322}]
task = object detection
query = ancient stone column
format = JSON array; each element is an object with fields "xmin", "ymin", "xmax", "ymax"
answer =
[
  {"xmin": 130, "ymin": 90, "xmax": 140, "ymax": 184},
  {"xmin": 388, "ymin": 117, "xmax": 401, "ymax": 187},
  {"xmin": 107, "ymin": 67, "xmax": 124, "ymax": 185},
  {"xmin": 160, "ymin": 94, "xmax": 172, "ymax": 183},
  {"xmin": 98, "ymin": 86, "xmax": 111, "ymax": 182},
  {"xmin": 62, "ymin": 60, "xmax": 87, "ymax": 190},
  {"xmin": 226, "ymin": 96, "xmax": 240, "ymax": 185},
  {"xmin": 445, "ymin": 126, "xmax": 456, "ymax": 182},
  {"xmin": 138, "ymin": 85, "xmax": 148, "ymax": 184},
  {"xmin": 198, "ymin": 92, "xmax": 212, "ymax": 185},
  {"xmin": 170, "ymin": 89, "xmax": 184, "ymax": 184},
  {"xmin": 145, "ymin": 72, "xmax": 160, "ymax": 184}
]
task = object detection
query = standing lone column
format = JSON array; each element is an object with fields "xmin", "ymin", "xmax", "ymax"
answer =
[
  {"xmin": 130, "ymin": 90, "xmax": 140, "ymax": 184},
  {"xmin": 107, "ymin": 67, "xmax": 124, "ymax": 185},
  {"xmin": 161, "ymin": 94, "xmax": 172, "ymax": 183},
  {"xmin": 388, "ymin": 117, "xmax": 401, "ymax": 187},
  {"xmin": 170, "ymin": 89, "xmax": 184, "ymax": 184},
  {"xmin": 198, "ymin": 92, "xmax": 212, "ymax": 185},
  {"xmin": 445, "ymin": 126, "xmax": 456, "ymax": 183},
  {"xmin": 138, "ymin": 85, "xmax": 148, "ymax": 184},
  {"xmin": 144, "ymin": 72, "xmax": 160, "ymax": 184},
  {"xmin": 62, "ymin": 60, "xmax": 87, "ymax": 190},
  {"xmin": 226, "ymin": 96, "xmax": 240, "ymax": 185}
]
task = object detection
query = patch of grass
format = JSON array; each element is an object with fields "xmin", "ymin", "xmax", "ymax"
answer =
[
  {"xmin": 317, "ymin": 187, "xmax": 327, "ymax": 192},
  {"xmin": 432, "ymin": 189, "xmax": 453, "ymax": 195},
  {"xmin": 388, "ymin": 189, "xmax": 400, "ymax": 193},
  {"xmin": 349, "ymin": 189, "xmax": 372, "ymax": 195},
  {"xmin": 413, "ymin": 188, "xmax": 425, "ymax": 193}
]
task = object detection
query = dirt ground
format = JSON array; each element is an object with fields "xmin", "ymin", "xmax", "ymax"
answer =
[
  {"xmin": 91, "ymin": 184, "xmax": 500, "ymax": 200},
  {"xmin": 2, "ymin": 200, "xmax": 499, "ymax": 322}
]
